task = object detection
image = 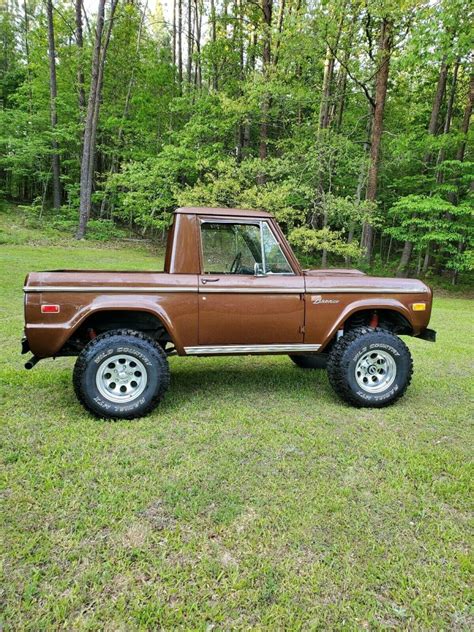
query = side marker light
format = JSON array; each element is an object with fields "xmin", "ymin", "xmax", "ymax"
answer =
[{"xmin": 41, "ymin": 304, "xmax": 60, "ymax": 313}]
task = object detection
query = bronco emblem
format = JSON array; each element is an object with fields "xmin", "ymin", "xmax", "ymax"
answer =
[{"xmin": 311, "ymin": 295, "xmax": 340, "ymax": 305}]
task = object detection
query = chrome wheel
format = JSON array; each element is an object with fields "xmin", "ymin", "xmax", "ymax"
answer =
[
  {"xmin": 96, "ymin": 354, "xmax": 147, "ymax": 403},
  {"xmin": 355, "ymin": 349, "xmax": 397, "ymax": 393}
]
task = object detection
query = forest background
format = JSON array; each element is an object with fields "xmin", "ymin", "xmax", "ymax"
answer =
[{"xmin": 1, "ymin": 0, "xmax": 472, "ymax": 284}]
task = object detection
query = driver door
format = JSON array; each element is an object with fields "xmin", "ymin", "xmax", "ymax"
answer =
[{"xmin": 197, "ymin": 218, "xmax": 304, "ymax": 346}]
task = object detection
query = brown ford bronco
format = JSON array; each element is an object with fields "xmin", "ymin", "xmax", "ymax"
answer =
[{"xmin": 22, "ymin": 207, "xmax": 436, "ymax": 418}]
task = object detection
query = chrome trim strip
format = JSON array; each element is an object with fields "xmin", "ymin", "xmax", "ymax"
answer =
[
  {"xmin": 202, "ymin": 287, "xmax": 303, "ymax": 294},
  {"xmin": 184, "ymin": 344, "xmax": 322, "ymax": 355},
  {"xmin": 23, "ymin": 286, "xmax": 302, "ymax": 294},
  {"xmin": 202, "ymin": 287, "xmax": 424, "ymax": 294},
  {"xmin": 24, "ymin": 285, "xmax": 426, "ymax": 295},
  {"xmin": 307, "ymin": 288, "xmax": 426, "ymax": 294},
  {"xmin": 23, "ymin": 286, "xmax": 196, "ymax": 293}
]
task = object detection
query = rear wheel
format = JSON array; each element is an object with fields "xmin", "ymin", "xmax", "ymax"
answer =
[
  {"xmin": 327, "ymin": 327, "xmax": 413, "ymax": 407},
  {"xmin": 289, "ymin": 354, "xmax": 328, "ymax": 369},
  {"xmin": 73, "ymin": 329, "xmax": 170, "ymax": 419}
]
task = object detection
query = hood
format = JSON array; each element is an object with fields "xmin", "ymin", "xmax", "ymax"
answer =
[{"xmin": 304, "ymin": 269, "xmax": 430, "ymax": 294}]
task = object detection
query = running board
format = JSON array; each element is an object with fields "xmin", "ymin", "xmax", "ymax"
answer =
[{"xmin": 184, "ymin": 344, "xmax": 321, "ymax": 355}]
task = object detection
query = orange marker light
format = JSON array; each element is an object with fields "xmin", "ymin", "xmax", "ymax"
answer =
[
  {"xmin": 412, "ymin": 303, "xmax": 426, "ymax": 311},
  {"xmin": 41, "ymin": 304, "xmax": 60, "ymax": 313}
]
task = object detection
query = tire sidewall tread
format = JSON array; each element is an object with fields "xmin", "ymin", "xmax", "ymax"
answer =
[
  {"xmin": 327, "ymin": 327, "xmax": 413, "ymax": 408},
  {"xmin": 73, "ymin": 329, "xmax": 170, "ymax": 419}
]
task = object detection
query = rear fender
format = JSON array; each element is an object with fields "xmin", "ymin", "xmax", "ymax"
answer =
[{"xmin": 25, "ymin": 294, "xmax": 194, "ymax": 357}]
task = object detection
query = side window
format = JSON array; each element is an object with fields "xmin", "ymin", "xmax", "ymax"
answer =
[
  {"xmin": 201, "ymin": 222, "xmax": 262, "ymax": 274},
  {"xmin": 262, "ymin": 223, "xmax": 293, "ymax": 274}
]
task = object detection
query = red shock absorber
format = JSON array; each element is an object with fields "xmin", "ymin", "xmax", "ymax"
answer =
[{"xmin": 369, "ymin": 311, "xmax": 379, "ymax": 328}]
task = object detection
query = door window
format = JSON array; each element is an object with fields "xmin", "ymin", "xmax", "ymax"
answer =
[
  {"xmin": 201, "ymin": 222, "xmax": 261, "ymax": 274},
  {"xmin": 200, "ymin": 220, "xmax": 293, "ymax": 275},
  {"xmin": 262, "ymin": 222, "xmax": 293, "ymax": 274}
]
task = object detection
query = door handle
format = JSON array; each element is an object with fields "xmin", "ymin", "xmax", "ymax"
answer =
[{"xmin": 201, "ymin": 278, "xmax": 220, "ymax": 284}]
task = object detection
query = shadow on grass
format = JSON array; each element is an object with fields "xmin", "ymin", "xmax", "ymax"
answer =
[
  {"xmin": 16, "ymin": 356, "xmax": 337, "ymax": 419},
  {"xmin": 160, "ymin": 359, "xmax": 335, "ymax": 409}
]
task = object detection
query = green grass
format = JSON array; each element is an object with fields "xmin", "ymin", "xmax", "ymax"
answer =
[{"xmin": 1, "ymin": 232, "xmax": 473, "ymax": 629}]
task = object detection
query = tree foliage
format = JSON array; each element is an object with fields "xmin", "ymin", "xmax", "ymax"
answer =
[{"xmin": 0, "ymin": 0, "xmax": 472, "ymax": 282}]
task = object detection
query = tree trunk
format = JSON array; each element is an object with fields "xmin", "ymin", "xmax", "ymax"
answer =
[
  {"xmin": 187, "ymin": 0, "xmax": 193, "ymax": 86},
  {"xmin": 178, "ymin": 0, "xmax": 183, "ymax": 90},
  {"xmin": 46, "ymin": 0, "xmax": 61, "ymax": 209},
  {"xmin": 319, "ymin": 11, "xmax": 345, "ymax": 130},
  {"xmin": 396, "ymin": 240, "xmax": 413, "ymax": 277},
  {"xmin": 423, "ymin": 57, "xmax": 449, "ymax": 162},
  {"xmin": 317, "ymin": 12, "xmax": 344, "ymax": 266},
  {"xmin": 194, "ymin": 0, "xmax": 202, "ymax": 89},
  {"xmin": 333, "ymin": 13, "xmax": 357, "ymax": 131},
  {"xmin": 398, "ymin": 57, "xmax": 451, "ymax": 275},
  {"xmin": 76, "ymin": 0, "xmax": 106, "ymax": 238},
  {"xmin": 428, "ymin": 58, "xmax": 449, "ymax": 135},
  {"xmin": 257, "ymin": 0, "xmax": 273, "ymax": 185},
  {"xmin": 75, "ymin": 0, "xmax": 86, "ymax": 113},
  {"xmin": 422, "ymin": 243, "xmax": 431, "ymax": 274},
  {"xmin": 334, "ymin": 65, "xmax": 347, "ymax": 132},
  {"xmin": 86, "ymin": 0, "xmax": 117, "ymax": 217},
  {"xmin": 172, "ymin": 0, "xmax": 176, "ymax": 66},
  {"xmin": 361, "ymin": 18, "xmax": 392, "ymax": 262},
  {"xmin": 272, "ymin": 0, "xmax": 285, "ymax": 67},
  {"xmin": 210, "ymin": 0, "xmax": 217, "ymax": 90},
  {"xmin": 456, "ymin": 74, "xmax": 474, "ymax": 162},
  {"xmin": 76, "ymin": 0, "xmax": 117, "ymax": 239},
  {"xmin": 346, "ymin": 104, "xmax": 372, "ymax": 265},
  {"xmin": 436, "ymin": 59, "xmax": 460, "ymax": 180},
  {"xmin": 318, "ymin": 46, "xmax": 335, "ymax": 131},
  {"xmin": 22, "ymin": 0, "xmax": 33, "ymax": 110},
  {"xmin": 235, "ymin": 0, "xmax": 245, "ymax": 161},
  {"xmin": 81, "ymin": 0, "xmax": 92, "ymax": 37},
  {"xmin": 100, "ymin": 0, "xmax": 148, "ymax": 217},
  {"xmin": 449, "ymin": 73, "xmax": 473, "ymax": 282}
]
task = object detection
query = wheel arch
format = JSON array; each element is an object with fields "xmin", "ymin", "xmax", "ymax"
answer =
[
  {"xmin": 319, "ymin": 300, "xmax": 414, "ymax": 352},
  {"xmin": 344, "ymin": 307, "xmax": 413, "ymax": 334},
  {"xmin": 59, "ymin": 305, "xmax": 181, "ymax": 355}
]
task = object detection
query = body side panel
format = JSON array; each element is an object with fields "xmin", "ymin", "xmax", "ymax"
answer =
[
  {"xmin": 24, "ymin": 273, "xmax": 198, "ymax": 357},
  {"xmin": 304, "ymin": 294, "xmax": 430, "ymax": 350},
  {"xmin": 197, "ymin": 275, "xmax": 305, "ymax": 345},
  {"xmin": 167, "ymin": 213, "xmax": 201, "ymax": 274},
  {"xmin": 303, "ymin": 275, "xmax": 432, "ymax": 348}
]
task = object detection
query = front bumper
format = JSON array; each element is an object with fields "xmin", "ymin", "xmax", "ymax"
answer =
[{"xmin": 417, "ymin": 328, "xmax": 436, "ymax": 342}]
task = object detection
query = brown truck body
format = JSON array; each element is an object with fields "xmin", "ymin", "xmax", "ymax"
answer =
[{"xmin": 23, "ymin": 207, "xmax": 434, "ymax": 361}]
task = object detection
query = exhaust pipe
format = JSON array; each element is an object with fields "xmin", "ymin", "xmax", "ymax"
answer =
[{"xmin": 25, "ymin": 355, "xmax": 40, "ymax": 370}]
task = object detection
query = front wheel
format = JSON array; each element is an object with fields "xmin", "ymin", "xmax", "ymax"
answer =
[
  {"xmin": 327, "ymin": 327, "xmax": 413, "ymax": 408},
  {"xmin": 73, "ymin": 329, "xmax": 170, "ymax": 419}
]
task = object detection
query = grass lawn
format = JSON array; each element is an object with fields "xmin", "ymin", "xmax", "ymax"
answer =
[{"xmin": 1, "ymin": 226, "xmax": 473, "ymax": 628}]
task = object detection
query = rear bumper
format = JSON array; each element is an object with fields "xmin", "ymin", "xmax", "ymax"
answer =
[{"xmin": 417, "ymin": 328, "xmax": 436, "ymax": 342}]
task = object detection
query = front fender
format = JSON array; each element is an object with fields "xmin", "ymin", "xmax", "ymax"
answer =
[{"xmin": 305, "ymin": 296, "xmax": 425, "ymax": 351}]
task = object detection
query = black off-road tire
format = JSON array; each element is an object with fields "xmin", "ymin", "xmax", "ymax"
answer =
[
  {"xmin": 289, "ymin": 354, "xmax": 328, "ymax": 369},
  {"xmin": 73, "ymin": 329, "xmax": 170, "ymax": 419},
  {"xmin": 327, "ymin": 327, "xmax": 413, "ymax": 408}
]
